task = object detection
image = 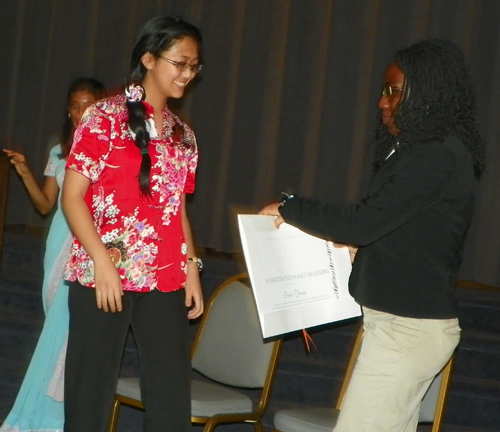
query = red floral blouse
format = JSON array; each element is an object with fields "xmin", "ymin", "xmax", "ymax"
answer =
[{"xmin": 64, "ymin": 94, "xmax": 198, "ymax": 292}]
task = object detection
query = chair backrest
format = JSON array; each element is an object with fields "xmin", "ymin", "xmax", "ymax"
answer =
[
  {"xmin": 336, "ymin": 326, "xmax": 454, "ymax": 431},
  {"xmin": 191, "ymin": 273, "xmax": 282, "ymax": 389},
  {"xmin": 0, "ymin": 154, "xmax": 10, "ymax": 275}
]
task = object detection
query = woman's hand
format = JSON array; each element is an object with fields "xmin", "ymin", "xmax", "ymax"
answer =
[
  {"xmin": 185, "ymin": 265, "xmax": 203, "ymax": 319},
  {"xmin": 180, "ymin": 194, "xmax": 204, "ymax": 319},
  {"xmin": 3, "ymin": 149, "xmax": 31, "ymax": 177},
  {"xmin": 94, "ymin": 257, "xmax": 124, "ymax": 312},
  {"xmin": 333, "ymin": 242, "xmax": 358, "ymax": 263},
  {"xmin": 3, "ymin": 148, "xmax": 59, "ymax": 214},
  {"xmin": 347, "ymin": 246, "xmax": 358, "ymax": 263},
  {"xmin": 258, "ymin": 202, "xmax": 285, "ymax": 228}
]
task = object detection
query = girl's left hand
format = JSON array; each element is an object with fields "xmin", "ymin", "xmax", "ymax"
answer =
[{"xmin": 185, "ymin": 267, "xmax": 203, "ymax": 319}]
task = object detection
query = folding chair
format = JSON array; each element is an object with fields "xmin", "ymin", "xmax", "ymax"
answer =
[
  {"xmin": 108, "ymin": 273, "xmax": 283, "ymax": 432},
  {"xmin": 273, "ymin": 326, "xmax": 455, "ymax": 432}
]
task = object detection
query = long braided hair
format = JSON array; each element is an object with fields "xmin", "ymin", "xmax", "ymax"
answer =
[
  {"xmin": 126, "ymin": 15, "xmax": 202, "ymax": 196},
  {"xmin": 374, "ymin": 39, "xmax": 486, "ymax": 177}
]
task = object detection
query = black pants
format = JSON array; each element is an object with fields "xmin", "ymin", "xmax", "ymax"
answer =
[{"xmin": 64, "ymin": 283, "xmax": 190, "ymax": 432}]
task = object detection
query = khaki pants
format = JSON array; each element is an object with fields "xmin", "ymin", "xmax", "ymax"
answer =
[{"xmin": 334, "ymin": 307, "xmax": 460, "ymax": 432}]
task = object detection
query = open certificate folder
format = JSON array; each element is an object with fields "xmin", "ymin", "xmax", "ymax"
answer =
[{"xmin": 238, "ymin": 215, "xmax": 361, "ymax": 338}]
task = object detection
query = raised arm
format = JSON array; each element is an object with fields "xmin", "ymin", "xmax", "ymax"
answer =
[{"xmin": 3, "ymin": 149, "xmax": 59, "ymax": 215}]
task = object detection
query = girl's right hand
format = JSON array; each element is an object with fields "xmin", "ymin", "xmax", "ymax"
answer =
[
  {"xmin": 3, "ymin": 149, "xmax": 31, "ymax": 177},
  {"xmin": 94, "ymin": 258, "xmax": 124, "ymax": 312}
]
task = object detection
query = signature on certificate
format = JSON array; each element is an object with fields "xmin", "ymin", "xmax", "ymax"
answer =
[{"xmin": 284, "ymin": 289, "xmax": 307, "ymax": 299}]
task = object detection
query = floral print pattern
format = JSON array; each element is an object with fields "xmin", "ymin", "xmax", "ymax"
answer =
[{"xmin": 64, "ymin": 94, "xmax": 197, "ymax": 292}]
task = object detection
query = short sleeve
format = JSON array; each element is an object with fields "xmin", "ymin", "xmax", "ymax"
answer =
[
  {"xmin": 43, "ymin": 145, "xmax": 63, "ymax": 177},
  {"xmin": 66, "ymin": 105, "xmax": 113, "ymax": 183}
]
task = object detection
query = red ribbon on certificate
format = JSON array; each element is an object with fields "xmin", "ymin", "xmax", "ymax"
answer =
[{"xmin": 302, "ymin": 329, "xmax": 317, "ymax": 352}]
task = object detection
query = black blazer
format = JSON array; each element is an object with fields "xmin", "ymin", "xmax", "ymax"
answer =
[{"xmin": 280, "ymin": 136, "xmax": 475, "ymax": 318}]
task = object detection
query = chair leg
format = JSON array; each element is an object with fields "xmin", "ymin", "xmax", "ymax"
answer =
[
  {"xmin": 202, "ymin": 418, "xmax": 218, "ymax": 432},
  {"xmin": 107, "ymin": 399, "xmax": 122, "ymax": 432},
  {"xmin": 253, "ymin": 420, "xmax": 264, "ymax": 432},
  {"xmin": 203, "ymin": 419, "xmax": 264, "ymax": 432}
]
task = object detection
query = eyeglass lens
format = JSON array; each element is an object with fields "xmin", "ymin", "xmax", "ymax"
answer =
[
  {"xmin": 159, "ymin": 55, "xmax": 202, "ymax": 73},
  {"xmin": 176, "ymin": 62, "xmax": 202, "ymax": 73},
  {"xmin": 382, "ymin": 85, "xmax": 402, "ymax": 97}
]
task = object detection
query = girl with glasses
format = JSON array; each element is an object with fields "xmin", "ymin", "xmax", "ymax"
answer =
[{"xmin": 61, "ymin": 15, "xmax": 204, "ymax": 432}]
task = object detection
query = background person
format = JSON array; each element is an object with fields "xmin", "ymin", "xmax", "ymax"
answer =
[
  {"xmin": 61, "ymin": 15, "xmax": 204, "ymax": 432},
  {"xmin": 1, "ymin": 77, "xmax": 106, "ymax": 432},
  {"xmin": 260, "ymin": 39, "xmax": 486, "ymax": 432}
]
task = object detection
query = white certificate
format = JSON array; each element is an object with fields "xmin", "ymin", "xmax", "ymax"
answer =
[{"xmin": 238, "ymin": 214, "xmax": 361, "ymax": 338}]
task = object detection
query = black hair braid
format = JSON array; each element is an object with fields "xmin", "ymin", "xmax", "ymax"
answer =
[
  {"xmin": 374, "ymin": 39, "xmax": 485, "ymax": 177},
  {"xmin": 126, "ymin": 96, "xmax": 152, "ymax": 196}
]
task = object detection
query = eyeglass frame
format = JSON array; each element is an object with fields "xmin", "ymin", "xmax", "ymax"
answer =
[
  {"xmin": 159, "ymin": 55, "xmax": 203, "ymax": 74},
  {"xmin": 382, "ymin": 84, "xmax": 403, "ymax": 97}
]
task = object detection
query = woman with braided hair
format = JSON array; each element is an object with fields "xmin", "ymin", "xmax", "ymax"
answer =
[
  {"xmin": 260, "ymin": 39, "xmax": 485, "ymax": 431},
  {"xmin": 61, "ymin": 15, "xmax": 203, "ymax": 432}
]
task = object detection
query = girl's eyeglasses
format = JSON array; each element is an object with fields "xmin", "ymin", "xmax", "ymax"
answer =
[{"xmin": 159, "ymin": 55, "xmax": 203, "ymax": 74}]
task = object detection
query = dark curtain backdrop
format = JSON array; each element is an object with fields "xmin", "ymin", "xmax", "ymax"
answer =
[{"xmin": 1, "ymin": 0, "xmax": 499, "ymax": 286}]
